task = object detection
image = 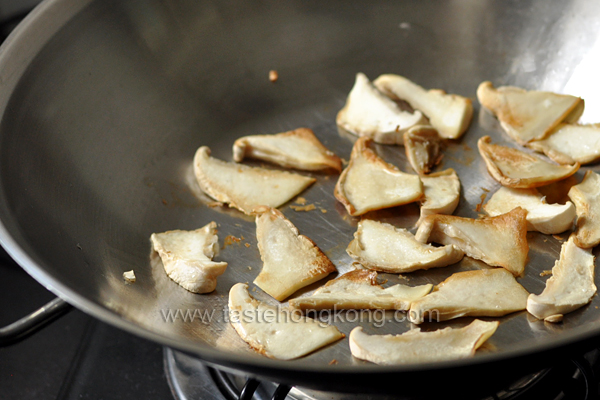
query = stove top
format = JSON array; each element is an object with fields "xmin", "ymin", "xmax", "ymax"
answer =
[
  {"xmin": 0, "ymin": 257, "xmax": 173, "ymax": 399},
  {"xmin": 2, "ymin": 253, "xmax": 599, "ymax": 400}
]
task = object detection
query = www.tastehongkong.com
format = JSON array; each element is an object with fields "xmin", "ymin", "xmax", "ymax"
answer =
[{"xmin": 159, "ymin": 307, "xmax": 439, "ymax": 327}]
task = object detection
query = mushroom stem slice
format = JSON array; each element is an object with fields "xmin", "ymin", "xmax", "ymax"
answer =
[
  {"xmin": 334, "ymin": 137, "xmax": 423, "ymax": 216},
  {"xmin": 408, "ymin": 268, "xmax": 529, "ymax": 324},
  {"xmin": 483, "ymin": 187, "xmax": 576, "ymax": 234},
  {"xmin": 476, "ymin": 81, "xmax": 584, "ymax": 144},
  {"xmin": 477, "ymin": 136, "xmax": 579, "ymax": 189},
  {"xmin": 349, "ymin": 319, "xmax": 499, "ymax": 365},
  {"xmin": 403, "ymin": 125, "xmax": 444, "ymax": 175},
  {"xmin": 374, "ymin": 74, "xmax": 473, "ymax": 139},
  {"xmin": 289, "ymin": 269, "xmax": 432, "ymax": 311},
  {"xmin": 253, "ymin": 206, "xmax": 337, "ymax": 301},
  {"xmin": 150, "ymin": 222, "xmax": 228, "ymax": 293},
  {"xmin": 336, "ymin": 73, "xmax": 427, "ymax": 144},
  {"xmin": 415, "ymin": 207, "xmax": 529, "ymax": 276},
  {"xmin": 417, "ymin": 168, "xmax": 461, "ymax": 226},
  {"xmin": 527, "ymin": 124, "xmax": 600, "ymax": 165},
  {"xmin": 232, "ymin": 128, "xmax": 342, "ymax": 172},
  {"xmin": 527, "ymin": 234, "xmax": 596, "ymax": 322},
  {"xmin": 228, "ymin": 283, "xmax": 344, "ymax": 360},
  {"xmin": 346, "ymin": 219, "xmax": 463, "ymax": 273},
  {"xmin": 568, "ymin": 170, "xmax": 600, "ymax": 248},
  {"xmin": 193, "ymin": 146, "xmax": 315, "ymax": 215}
]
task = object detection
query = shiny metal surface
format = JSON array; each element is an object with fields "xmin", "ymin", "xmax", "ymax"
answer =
[{"xmin": 1, "ymin": 0, "xmax": 600, "ymax": 384}]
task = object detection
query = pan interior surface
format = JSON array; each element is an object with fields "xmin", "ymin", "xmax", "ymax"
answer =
[{"xmin": 2, "ymin": 0, "xmax": 600, "ymax": 376}]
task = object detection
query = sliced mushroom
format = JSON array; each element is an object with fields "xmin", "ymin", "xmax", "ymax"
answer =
[
  {"xmin": 253, "ymin": 206, "xmax": 337, "ymax": 301},
  {"xmin": 349, "ymin": 319, "xmax": 498, "ymax": 365},
  {"xmin": 483, "ymin": 187, "xmax": 575, "ymax": 234},
  {"xmin": 417, "ymin": 168, "xmax": 461, "ymax": 226},
  {"xmin": 568, "ymin": 170, "xmax": 600, "ymax": 248},
  {"xmin": 193, "ymin": 146, "xmax": 315, "ymax": 215},
  {"xmin": 527, "ymin": 123, "xmax": 600, "ymax": 165},
  {"xmin": 374, "ymin": 74, "xmax": 473, "ymax": 139},
  {"xmin": 232, "ymin": 127, "xmax": 342, "ymax": 172},
  {"xmin": 403, "ymin": 125, "xmax": 444, "ymax": 175},
  {"xmin": 415, "ymin": 207, "xmax": 528, "ymax": 276},
  {"xmin": 150, "ymin": 222, "xmax": 228, "ymax": 293},
  {"xmin": 527, "ymin": 234, "xmax": 596, "ymax": 323},
  {"xmin": 346, "ymin": 219, "xmax": 463, "ymax": 273},
  {"xmin": 228, "ymin": 283, "xmax": 344, "ymax": 360},
  {"xmin": 476, "ymin": 81, "xmax": 584, "ymax": 144},
  {"xmin": 336, "ymin": 73, "xmax": 427, "ymax": 144},
  {"xmin": 408, "ymin": 268, "xmax": 529, "ymax": 324},
  {"xmin": 334, "ymin": 137, "xmax": 423, "ymax": 216},
  {"xmin": 478, "ymin": 136, "xmax": 579, "ymax": 188},
  {"xmin": 289, "ymin": 269, "xmax": 432, "ymax": 311}
]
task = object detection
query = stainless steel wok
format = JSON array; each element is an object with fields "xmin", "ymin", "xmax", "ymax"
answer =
[{"xmin": 2, "ymin": 0, "xmax": 600, "ymax": 395}]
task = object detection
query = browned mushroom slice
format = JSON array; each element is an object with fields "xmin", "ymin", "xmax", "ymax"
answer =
[
  {"xmin": 289, "ymin": 269, "xmax": 432, "ymax": 311},
  {"xmin": 349, "ymin": 319, "xmax": 498, "ymax": 365},
  {"xmin": 193, "ymin": 146, "xmax": 315, "ymax": 215},
  {"xmin": 568, "ymin": 170, "xmax": 600, "ymax": 248},
  {"xmin": 415, "ymin": 207, "xmax": 529, "ymax": 276},
  {"xmin": 374, "ymin": 74, "xmax": 473, "ymax": 139},
  {"xmin": 527, "ymin": 123, "xmax": 600, "ymax": 165},
  {"xmin": 476, "ymin": 81, "xmax": 584, "ymax": 144},
  {"xmin": 346, "ymin": 219, "xmax": 463, "ymax": 273},
  {"xmin": 336, "ymin": 73, "xmax": 427, "ymax": 144},
  {"xmin": 483, "ymin": 187, "xmax": 575, "ymax": 234},
  {"xmin": 150, "ymin": 222, "xmax": 228, "ymax": 293},
  {"xmin": 334, "ymin": 137, "xmax": 423, "ymax": 216},
  {"xmin": 527, "ymin": 234, "xmax": 596, "ymax": 323},
  {"xmin": 253, "ymin": 206, "xmax": 337, "ymax": 301},
  {"xmin": 417, "ymin": 168, "xmax": 461, "ymax": 226},
  {"xmin": 403, "ymin": 125, "xmax": 444, "ymax": 175},
  {"xmin": 477, "ymin": 136, "xmax": 579, "ymax": 188},
  {"xmin": 228, "ymin": 283, "xmax": 344, "ymax": 360},
  {"xmin": 232, "ymin": 128, "xmax": 342, "ymax": 172},
  {"xmin": 408, "ymin": 268, "xmax": 529, "ymax": 324}
]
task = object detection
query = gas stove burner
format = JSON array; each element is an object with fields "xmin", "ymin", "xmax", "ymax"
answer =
[{"xmin": 163, "ymin": 348, "xmax": 599, "ymax": 400}]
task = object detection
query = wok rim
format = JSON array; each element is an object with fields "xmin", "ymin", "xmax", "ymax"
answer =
[{"xmin": 0, "ymin": 0, "xmax": 599, "ymax": 383}]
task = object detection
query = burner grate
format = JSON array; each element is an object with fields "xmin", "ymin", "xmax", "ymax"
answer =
[{"xmin": 164, "ymin": 348, "xmax": 600, "ymax": 400}]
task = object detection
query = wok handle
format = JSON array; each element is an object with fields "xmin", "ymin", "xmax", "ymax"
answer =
[{"xmin": 0, "ymin": 297, "xmax": 71, "ymax": 346}]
